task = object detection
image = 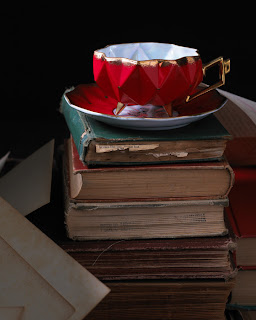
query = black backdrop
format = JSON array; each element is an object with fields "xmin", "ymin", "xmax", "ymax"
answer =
[{"xmin": 1, "ymin": 7, "xmax": 255, "ymax": 156}]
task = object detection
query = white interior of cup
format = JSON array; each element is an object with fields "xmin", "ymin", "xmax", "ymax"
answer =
[{"xmin": 98, "ymin": 43, "xmax": 199, "ymax": 61}]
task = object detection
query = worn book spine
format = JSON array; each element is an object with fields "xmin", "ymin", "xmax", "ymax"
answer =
[
  {"xmin": 66, "ymin": 250, "xmax": 236, "ymax": 281},
  {"xmin": 58, "ymin": 231, "xmax": 237, "ymax": 281},
  {"xmin": 90, "ymin": 139, "xmax": 228, "ymax": 166},
  {"xmin": 66, "ymin": 136, "xmax": 235, "ymax": 201},
  {"xmin": 58, "ymin": 234, "xmax": 236, "ymax": 253},
  {"xmin": 62, "ymin": 150, "xmax": 229, "ymax": 240},
  {"xmin": 86, "ymin": 280, "xmax": 235, "ymax": 320},
  {"xmin": 61, "ymin": 93, "xmax": 231, "ymax": 166},
  {"xmin": 61, "ymin": 92, "xmax": 93, "ymax": 163},
  {"xmin": 64, "ymin": 207, "xmax": 228, "ymax": 240}
]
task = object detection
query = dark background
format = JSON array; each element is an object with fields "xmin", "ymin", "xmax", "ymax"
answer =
[
  {"xmin": 1, "ymin": 7, "xmax": 255, "ymax": 158},
  {"xmin": 0, "ymin": 7, "xmax": 255, "ymax": 240}
]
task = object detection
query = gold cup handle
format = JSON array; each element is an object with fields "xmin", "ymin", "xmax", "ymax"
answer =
[{"xmin": 186, "ymin": 57, "xmax": 230, "ymax": 103}]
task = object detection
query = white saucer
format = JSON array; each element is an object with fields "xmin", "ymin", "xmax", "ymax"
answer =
[{"xmin": 62, "ymin": 84, "xmax": 227, "ymax": 131}]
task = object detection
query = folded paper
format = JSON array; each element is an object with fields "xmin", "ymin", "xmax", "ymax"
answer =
[
  {"xmin": 0, "ymin": 140, "xmax": 54, "ymax": 216},
  {"xmin": 218, "ymin": 88, "xmax": 256, "ymax": 125},
  {"xmin": 0, "ymin": 197, "xmax": 110, "ymax": 320}
]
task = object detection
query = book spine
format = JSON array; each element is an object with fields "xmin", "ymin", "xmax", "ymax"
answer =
[
  {"xmin": 61, "ymin": 92, "xmax": 92, "ymax": 163},
  {"xmin": 225, "ymin": 206, "xmax": 241, "ymax": 238},
  {"xmin": 224, "ymin": 160, "xmax": 235, "ymax": 197}
]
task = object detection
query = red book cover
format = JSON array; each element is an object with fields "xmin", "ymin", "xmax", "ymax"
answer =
[
  {"xmin": 69, "ymin": 136, "xmax": 234, "ymax": 201},
  {"xmin": 226, "ymin": 167, "xmax": 256, "ymax": 268},
  {"xmin": 58, "ymin": 236, "xmax": 236, "ymax": 281},
  {"xmin": 227, "ymin": 168, "xmax": 256, "ymax": 238}
]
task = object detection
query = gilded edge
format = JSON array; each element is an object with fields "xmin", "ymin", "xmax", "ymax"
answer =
[
  {"xmin": 63, "ymin": 90, "xmax": 227, "ymax": 120},
  {"xmin": 94, "ymin": 43, "xmax": 201, "ymax": 67}
]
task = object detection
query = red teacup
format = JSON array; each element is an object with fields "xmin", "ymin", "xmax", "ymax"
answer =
[{"xmin": 93, "ymin": 43, "xmax": 230, "ymax": 116}]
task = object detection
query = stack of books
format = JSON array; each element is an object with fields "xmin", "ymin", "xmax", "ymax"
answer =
[
  {"xmin": 60, "ymin": 95, "xmax": 237, "ymax": 319},
  {"xmin": 226, "ymin": 168, "xmax": 256, "ymax": 310},
  {"xmin": 215, "ymin": 92, "xmax": 256, "ymax": 317}
]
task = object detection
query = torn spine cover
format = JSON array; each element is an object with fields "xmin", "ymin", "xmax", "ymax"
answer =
[
  {"xmin": 60, "ymin": 91, "xmax": 232, "ymax": 166},
  {"xmin": 61, "ymin": 91, "xmax": 93, "ymax": 164}
]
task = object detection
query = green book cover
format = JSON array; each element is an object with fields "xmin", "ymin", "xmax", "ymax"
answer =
[{"xmin": 61, "ymin": 95, "xmax": 231, "ymax": 166}]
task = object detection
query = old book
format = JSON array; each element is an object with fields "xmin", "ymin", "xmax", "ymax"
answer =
[
  {"xmin": 226, "ymin": 168, "xmax": 256, "ymax": 267},
  {"xmin": 236, "ymin": 310, "xmax": 256, "ymax": 319},
  {"xmin": 225, "ymin": 167, "xmax": 256, "ymax": 310},
  {"xmin": 0, "ymin": 197, "xmax": 110, "ymax": 320},
  {"xmin": 228, "ymin": 269, "xmax": 256, "ymax": 309},
  {"xmin": 64, "ymin": 195, "xmax": 229, "ymax": 241},
  {"xmin": 63, "ymin": 150, "xmax": 229, "ymax": 240},
  {"xmin": 61, "ymin": 93, "xmax": 231, "ymax": 166},
  {"xmin": 64, "ymin": 198, "xmax": 229, "ymax": 240},
  {"xmin": 215, "ymin": 91, "xmax": 256, "ymax": 166},
  {"xmin": 67, "ymin": 138, "xmax": 234, "ymax": 201},
  {"xmin": 86, "ymin": 279, "xmax": 235, "ymax": 320},
  {"xmin": 59, "ymin": 236, "xmax": 237, "ymax": 280}
]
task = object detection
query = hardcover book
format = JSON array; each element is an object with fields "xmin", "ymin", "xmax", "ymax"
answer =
[
  {"xmin": 215, "ymin": 92, "xmax": 256, "ymax": 166},
  {"xmin": 63, "ymin": 143, "xmax": 230, "ymax": 240},
  {"xmin": 61, "ymin": 96, "xmax": 231, "ymax": 166},
  {"xmin": 228, "ymin": 269, "xmax": 256, "ymax": 309},
  {"xmin": 225, "ymin": 167, "xmax": 256, "ymax": 310},
  {"xmin": 67, "ymin": 138, "xmax": 234, "ymax": 201},
  {"xmin": 86, "ymin": 279, "xmax": 235, "ymax": 320},
  {"xmin": 226, "ymin": 168, "xmax": 256, "ymax": 267},
  {"xmin": 58, "ymin": 236, "xmax": 237, "ymax": 280}
]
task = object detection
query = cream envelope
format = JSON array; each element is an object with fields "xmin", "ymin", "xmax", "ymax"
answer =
[
  {"xmin": 0, "ymin": 197, "xmax": 110, "ymax": 320},
  {"xmin": 0, "ymin": 140, "xmax": 54, "ymax": 216}
]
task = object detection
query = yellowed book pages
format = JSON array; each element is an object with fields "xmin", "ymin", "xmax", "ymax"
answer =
[
  {"xmin": 65, "ymin": 200, "xmax": 228, "ymax": 240},
  {"xmin": 0, "ymin": 197, "xmax": 110, "ymax": 320}
]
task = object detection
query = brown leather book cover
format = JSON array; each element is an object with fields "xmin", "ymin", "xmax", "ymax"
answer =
[
  {"xmin": 58, "ymin": 236, "xmax": 237, "ymax": 281},
  {"xmin": 86, "ymin": 279, "xmax": 235, "ymax": 320}
]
